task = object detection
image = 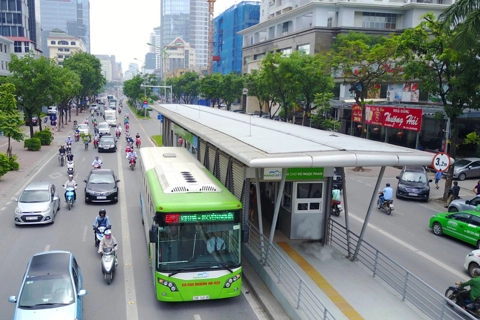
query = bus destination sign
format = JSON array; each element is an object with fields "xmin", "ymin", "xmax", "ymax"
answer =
[{"xmin": 179, "ymin": 212, "xmax": 235, "ymax": 223}]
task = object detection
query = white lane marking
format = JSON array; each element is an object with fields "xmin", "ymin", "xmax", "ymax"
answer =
[
  {"xmin": 194, "ymin": 315, "xmax": 201, "ymax": 320},
  {"xmin": 365, "ymin": 183, "xmax": 372, "ymax": 187},
  {"xmin": 349, "ymin": 212, "xmax": 468, "ymax": 280},
  {"xmin": 82, "ymin": 157, "xmax": 85, "ymax": 162},
  {"xmin": 74, "ymin": 173, "xmax": 78, "ymax": 179},
  {"xmin": 419, "ymin": 203, "xmax": 438, "ymax": 212},
  {"xmin": 11, "ymin": 197, "xmax": 15, "ymax": 200},
  {"xmin": 44, "ymin": 245, "xmax": 50, "ymax": 252},
  {"xmin": 242, "ymin": 283, "xmax": 269, "ymax": 320},
  {"xmin": 6, "ymin": 201, "xmax": 11, "ymax": 205},
  {"xmin": 0, "ymin": 207, "xmax": 5, "ymax": 211},
  {"xmin": 82, "ymin": 225, "xmax": 88, "ymax": 242},
  {"xmin": 117, "ymin": 145, "xmax": 139, "ymax": 319}
]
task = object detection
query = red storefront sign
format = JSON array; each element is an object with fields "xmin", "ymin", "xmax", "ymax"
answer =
[
  {"xmin": 365, "ymin": 106, "xmax": 422, "ymax": 132},
  {"xmin": 351, "ymin": 104, "xmax": 363, "ymax": 123}
]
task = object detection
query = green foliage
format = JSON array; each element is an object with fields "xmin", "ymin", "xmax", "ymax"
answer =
[
  {"xmin": 221, "ymin": 73, "xmax": 244, "ymax": 110},
  {"xmin": 24, "ymin": 138, "xmax": 41, "ymax": 151},
  {"xmin": 0, "ymin": 82, "xmax": 23, "ymax": 157},
  {"xmin": 245, "ymin": 69, "xmax": 275, "ymax": 113},
  {"xmin": 151, "ymin": 135, "xmax": 163, "ymax": 146},
  {"xmin": 123, "ymin": 75, "xmax": 145, "ymax": 102},
  {"xmin": 439, "ymin": 0, "xmax": 480, "ymax": 49},
  {"xmin": 176, "ymin": 71, "xmax": 200, "ymax": 104},
  {"xmin": 0, "ymin": 153, "xmax": 9, "ymax": 177},
  {"xmin": 464, "ymin": 132, "xmax": 480, "ymax": 145},
  {"xmin": 33, "ymin": 128, "xmax": 53, "ymax": 146},
  {"xmin": 8, "ymin": 154, "xmax": 19, "ymax": 171},
  {"xmin": 200, "ymin": 73, "xmax": 223, "ymax": 106},
  {"xmin": 63, "ymin": 52, "xmax": 105, "ymax": 100}
]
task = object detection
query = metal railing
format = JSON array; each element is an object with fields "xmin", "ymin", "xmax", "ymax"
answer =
[
  {"xmin": 246, "ymin": 222, "xmax": 336, "ymax": 320},
  {"xmin": 328, "ymin": 219, "xmax": 476, "ymax": 320}
]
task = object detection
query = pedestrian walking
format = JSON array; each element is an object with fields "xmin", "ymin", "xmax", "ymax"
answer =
[
  {"xmin": 473, "ymin": 180, "xmax": 480, "ymax": 195},
  {"xmin": 435, "ymin": 170, "xmax": 442, "ymax": 190}
]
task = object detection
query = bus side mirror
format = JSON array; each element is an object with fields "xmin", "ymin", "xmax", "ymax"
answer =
[
  {"xmin": 242, "ymin": 229, "xmax": 250, "ymax": 243},
  {"xmin": 149, "ymin": 225, "xmax": 158, "ymax": 243}
]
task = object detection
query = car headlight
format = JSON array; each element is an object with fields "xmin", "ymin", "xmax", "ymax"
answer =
[
  {"xmin": 224, "ymin": 274, "xmax": 241, "ymax": 288},
  {"xmin": 398, "ymin": 184, "xmax": 406, "ymax": 189},
  {"xmin": 110, "ymin": 145, "xmax": 114, "ymax": 148},
  {"xmin": 15, "ymin": 207, "xmax": 21, "ymax": 214},
  {"xmin": 158, "ymin": 279, "xmax": 177, "ymax": 292},
  {"xmin": 42, "ymin": 207, "xmax": 50, "ymax": 213},
  {"xmin": 86, "ymin": 188, "xmax": 97, "ymax": 195}
]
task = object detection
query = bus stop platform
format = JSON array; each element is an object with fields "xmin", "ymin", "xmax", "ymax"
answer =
[{"xmin": 243, "ymin": 217, "xmax": 430, "ymax": 320}]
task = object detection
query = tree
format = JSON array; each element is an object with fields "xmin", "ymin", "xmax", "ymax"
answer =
[
  {"xmin": 220, "ymin": 73, "xmax": 244, "ymax": 111},
  {"xmin": 311, "ymin": 92, "xmax": 340, "ymax": 131},
  {"xmin": 397, "ymin": 13, "xmax": 480, "ymax": 199},
  {"xmin": 166, "ymin": 77, "xmax": 180, "ymax": 103},
  {"xmin": 245, "ymin": 69, "xmax": 271, "ymax": 115},
  {"xmin": 123, "ymin": 75, "xmax": 144, "ymax": 106},
  {"xmin": 53, "ymin": 67, "xmax": 82, "ymax": 128},
  {"xmin": 200, "ymin": 73, "xmax": 223, "ymax": 107},
  {"xmin": 439, "ymin": 0, "xmax": 480, "ymax": 49},
  {"xmin": 176, "ymin": 71, "xmax": 200, "ymax": 104},
  {"xmin": 331, "ymin": 32, "xmax": 402, "ymax": 137},
  {"xmin": 63, "ymin": 52, "xmax": 105, "ymax": 113},
  {"xmin": 5, "ymin": 53, "xmax": 62, "ymax": 137},
  {"xmin": 0, "ymin": 83, "xmax": 23, "ymax": 158}
]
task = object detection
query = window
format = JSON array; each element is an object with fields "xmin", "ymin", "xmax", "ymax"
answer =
[
  {"xmin": 471, "ymin": 216, "xmax": 480, "ymax": 227},
  {"xmin": 58, "ymin": 40, "xmax": 68, "ymax": 45},
  {"xmin": 327, "ymin": 17, "xmax": 332, "ymax": 27},
  {"xmin": 4, "ymin": 44, "xmax": 7, "ymax": 53},
  {"xmin": 64, "ymin": 48, "xmax": 70, "ymax": 52},
  {"xmin": 282, "ymin": 182, "xmax": 292, "ymax": 210},
  {"xmin": 1, "ymin": 61, "xmax": 3, "ymax": 70},
  {"xmin": 362, "ymin": 12, "xmax": 397, "ymax": 29},
  {"xmin": 24, "ymin": 41, "xmax": 29, "ymax": 53},
  {"xmin": 282, "ymin": 22, "xmax": 289, "ymax": 34},
  {"xmin": 65, "ymin": 55, "xmax": 70, "ymax": 59},
  {"xmin": 58, "ymin": 48, "xmax": 64, "ymax": 52},
  {"xmin": 13, "ymin": 41, "xmax": 21, "ymax": 53},
  {"xmin": 297, "ymin": 183, "xmax": 323, "ymax": 199},
  {"xmin": 280, "ymin": 48, "xmax": 292, "ymax": 57},
  {"xmin": 451, "ymin": 213, "xmax": 471, "ymax": 223},
  {"xmin": 70, "ymin": 41, "xmax": 76, "ymax": 46},
  {"xmin": 297, "ymin": 44, "xmax": 310, "ymax": 54},
  {"xmin": 51, "ymin": 41, "xmax": 56, "ymax": 45},
  {"xmin": 58, "ymin": 55, "xmax": 63, "ymax": 58}
]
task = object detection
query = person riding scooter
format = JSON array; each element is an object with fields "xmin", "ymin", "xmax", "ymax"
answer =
[
  {"xmin": 92, "ymin": 156, "xmax": 102, "ymax": 169},
  {"xmin": 378, "ymin": 183, "xmax": 393, "ymax": 207},
  {"xmin": 455, "ymin": 268, "xmax": 480, "ymax": 309},
  {"xmin": 126, "ymin": 149, "xmax": 138, "ymax": 165},
  {"xmin": 98, "ymin": 229, "xmax": 118, "ymax": 267},
  {"xmin": 63, "ymin": 174, "xmax": 77, "ymax": 202}
]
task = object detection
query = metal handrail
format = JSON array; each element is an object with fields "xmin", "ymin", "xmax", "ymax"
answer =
[
  {"xmin": 328, "ymin": 219, "xmax": 477, "ymax": 320},
  {"xmin": 247, "ymin": 222, "xmax": 336, "ymax": 320}
]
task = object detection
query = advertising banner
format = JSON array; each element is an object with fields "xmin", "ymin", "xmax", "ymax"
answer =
[
  {"xmin": 365, "ymin": 106, "xmax": 423, "ymax": 132},
  {"xmin": 351, "ymin": 104, "xmax": 363, "ymax": 123}
]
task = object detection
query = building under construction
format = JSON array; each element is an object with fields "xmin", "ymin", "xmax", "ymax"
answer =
[{"xmin": 213, "ymin": 1, "xmax": 260, "ymax": 75}]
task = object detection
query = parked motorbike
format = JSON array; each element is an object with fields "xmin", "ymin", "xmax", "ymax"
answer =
[
  {"xmin": 331, "ymin": 200, "xmax": 343, "ymax": 217},
  {"xmin": 93, "ymin": 226, "xmax": 110, "ymax": 248},
  {"xmin": 67, "ymin": 161, "xmax": 75, "ymax": 175},
  {"xmin": 445, "ymin": 285, "xmax": 480, "ymax": 318},
  {"xmin": 101, "ymin": 245, "xmax": 118, "ymax": 285},
  {"xmin": 129, "ymin": 157, "xmax": 136, "ymax": 171},
  {"xmin": 136, "ymin": 138, "xmax": 141, "ymax": 149},
  {"xmin": 63, "ymin": 185, "xmax": 76, "ymax": 210},
  {"xmin": 377, "ymin": 193, "xmax": 394, "ymax": 215}
]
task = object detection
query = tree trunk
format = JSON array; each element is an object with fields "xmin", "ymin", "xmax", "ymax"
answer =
[
  {"xmin": 38, "ymin": 115, "xmax": 43, "ymax": 132},
  {"xmin": 443, "ymin": 116, "xmax": 458, "ymax": 201},
  {"xmin": 7, "ymin": 137, "xmax": 11, "ymax": 158},
  {"xmin": 68, "ymin": 107, "xmax": 71, "ymax": 122}
]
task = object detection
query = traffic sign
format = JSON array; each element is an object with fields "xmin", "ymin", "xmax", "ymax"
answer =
[
  {"xmin": 242, "ymin": 88, "xmax": 248, "ymax": 95},
  {"xmin": 144, "ymin": 100, "xmax": 148, "ymax": 105},
  {"xmin": 432, "ymin": 152, "xmax": 450, "ymax": 172},
  {"xmin": 157, "ymin": 114, "xmax": 163, "ymax": 123}
]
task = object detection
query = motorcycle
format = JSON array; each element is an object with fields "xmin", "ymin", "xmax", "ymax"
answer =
[
  {"xmin": 84, "ymin": 140, "xmax": 89, "ymax": 150},
  {"xmin": 74, "ymin": 132, "xmax": 80, "ymax": 142},
  {"xmin": 101, "ymin": 245, "xmax": 118, "ymax": 285},
  {"xmin": 445, "ymin": 285, "xmax": 480, "ymax": 318},
  {"xmin": 93, "ymin": 226, "xmax": 109, "ymax": 248},
  {"xmin": 63, "ymin": 185, "xmax": 76, "ymax": 210},
  {"xmin": 136, "ymin": 138, "xmax": 141, "ymax": 149},
  {"xmin": 129, "ymin": 157, "xmax": 136, "ymax": 171},
  {"xmin": 116, "ymin": 130, "xmax": 121, "ymax": 138},
  {"xmin": 118, "ymin": 108, "xmax": 122, "ymax": 114},
  {"xmin": 58, "ymin": 154, "xmax": 65, "ymax": 167},
  {"xmin": 377, "ymin": 193, "xmax": 394, "ymax": 215},
  {"xmin": 93, "ymin": 137, "xmax": 99, "ymax": 149},
  {"xmin": 66, "ymin": 145, "xmax": 72, "ymax": 154},
  {"xmin": 67, "ymin": 160, "xmax": 75, "ymax": 175},
  {"xmin": 93, "ymin": 163, "xmax": 101, "ymax": 170},
  {"xmin": 331, "ymin": 200, "xmax": 343, "ymax": 217}
]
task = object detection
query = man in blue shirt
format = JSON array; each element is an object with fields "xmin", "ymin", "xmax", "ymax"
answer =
[{"xmin": 379, "ymin": 183, "xmax": 393, "ymax": 207}]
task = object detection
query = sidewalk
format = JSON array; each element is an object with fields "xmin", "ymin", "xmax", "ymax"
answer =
[{"xmin": 0, "ymin": 110, "xmax": 90, "ymax": 206}]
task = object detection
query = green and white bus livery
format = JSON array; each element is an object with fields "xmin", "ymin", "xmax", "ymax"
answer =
[{"xmin": 139, "ymin": 147, "xmax": 243, "ymax": 302}]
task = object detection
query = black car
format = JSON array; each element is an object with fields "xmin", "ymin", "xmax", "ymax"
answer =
[
  {"xmin": 395, "ymin": 166, "xmax": 432, "ymax": 201},
  {"xmin": 84, "ymin": 169, "xmax": 120, "ymax": 203},
  {"xmin": 98, "ymin": 135, "xmax": 117, "ymax": 152}
]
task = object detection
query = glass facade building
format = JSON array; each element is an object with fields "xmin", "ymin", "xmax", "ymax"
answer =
[
  {"xmin": 0, "ymin": 0, "xmax": 38, "ymax": 46},
  {"xmin": 213, "ymin": 1, "xmax": 260, "ymax": 74},
  {"xmin": 160, "ymin": 0, "xmax": 208, "ymax": 67},
  {"xmin": 40, "ymin": 0, "xmax": 90, "ymax": 57}
]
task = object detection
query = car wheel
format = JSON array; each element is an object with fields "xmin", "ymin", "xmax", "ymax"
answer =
[
  {"xmin": 448, "ymin": 207, "xmax": 459, "ymax": 212},
  {"xmin": 459, "ymin": 173, "xmax": 466, "ymax": 181},
  {"xmin": 469, "ymin": 262, "xmax": 480, "ymax": 277},
  {"xmin": 432, "ymin": 222, "xmax": 443, "ymax": 236}
]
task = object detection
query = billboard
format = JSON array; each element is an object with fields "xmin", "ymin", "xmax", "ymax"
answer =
[{"xmin": 365, "ymin": 106, "xmax": 423, "ymax": 132}]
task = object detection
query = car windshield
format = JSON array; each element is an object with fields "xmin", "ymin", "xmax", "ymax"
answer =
[
  {"xmin": 98, "ymin": 123, "xmax": 108, "ymax": 129},
  {"xmin": 401, "ymin": 172, "xmax": 427, "ymax": 183},
  {"xmin": 89, "ymin": 174, "xmax": 115, "ymax": 184},
  {"xmin": 19, "ymin": 190, "xmax": 50, "ymax": 203},
  {"xmin": 78, "ymin": 124, "xmax": 88, "ymax": 130},
  {"xmin": 100, "ymin": 137, "xmax": 114, "ymax": 143},
  {"xmin": 18, "ymin": 274, "xmax": 74, "ymax": 308},
  {"xmin": 455, "ymin": 159, "xmax": 472, "ymax": 167},
  {"xmin": 155, "ymin": 218, "xmax": 241, "ymax": 273},
  {"xmin": 105, "ymin": 116, "xmax": 115, "ymax": 121}
]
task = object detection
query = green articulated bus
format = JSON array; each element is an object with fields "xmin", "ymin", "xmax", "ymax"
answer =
[{"xmin": 139, "ymin": 147, "xmax": 243, "ymax": 302}]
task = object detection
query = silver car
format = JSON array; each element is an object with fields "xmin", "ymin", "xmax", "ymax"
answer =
[
  {"xmin": 448, "ymin": 196, "xmax": 480, "ymax": 212},
  {"xmin": 449, "ymin": 157, "xmax": 480, "ymax": 181},
  {"xmin": 97, "ymin": 122, "xmax": 110, "ymax": 135},
  {"xmin": 14, "ymin": 182, "xmax": 60, "ymax": 225},
  {"xmin": 77, "ymin": 123, "xmax": 89, "ymax": 136}
]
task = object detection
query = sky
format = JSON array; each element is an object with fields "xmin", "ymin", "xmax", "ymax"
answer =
[{"xmin": 90, "ymin": 0, "xmax": 241, "ymax": 73}]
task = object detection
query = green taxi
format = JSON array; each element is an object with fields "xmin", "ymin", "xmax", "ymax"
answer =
[{"xmin": 429, "ymin": 210, "xmax": 480, "ymax": 248}]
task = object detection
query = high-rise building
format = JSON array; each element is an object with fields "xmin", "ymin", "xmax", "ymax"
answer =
[
  {"xmin": 95, "ymin": 55, "xmax": 120, "ymax": 82},
  {"xmin": 160, "ymin": 0, "xmax": 208, "ymax": 68},
  {"xmin": 213, "ymin": 1, "xmax": 260, "ymax": 74},
  {"xmin": 40, "ymin": 0, "xmax": 90, "ymax": 57},
  {"xmin": 153, "ymin": 26, "xmax": 161, "ymax": 70},
  {"xmin": 47, "ymin": 29, "xmax": 86, "ymax": 65}
]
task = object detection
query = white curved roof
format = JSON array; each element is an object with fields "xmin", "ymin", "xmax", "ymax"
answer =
[{"xmin": 154, "ymin": 104, "xmax": 435, "ymax": 168}]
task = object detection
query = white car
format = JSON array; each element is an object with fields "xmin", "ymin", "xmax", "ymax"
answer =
[
  {"xmin": 98, "ymin": 122, "xmax": 110, "ymax": 135},
  {"xmin": 77, "ymin": 124, "xmax": 89, "ymax": 136},
  {"xmin": 47, "ymin": 106, "xmax": 58, "ymax": 115},
  {"xmin": 465, "ymin": 249, "xmax": 480, "ymax": 277}
]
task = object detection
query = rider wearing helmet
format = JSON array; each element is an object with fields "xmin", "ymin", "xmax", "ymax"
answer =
[
  {"xmin": 65, "ymin": 135, "xmax": 73, "ymax": 146},
  {"xmin": 92, "ymin": 156, "xmax": 102, "ymax": 168},
  {"xmin": 93, "ymin": 209, "xmax": 112, "ymax": 247},
  {"xmin": 63, "ymin": 174, "xmax": 77, "ymax": 201},
  {"xmin": 98, "ymin": 229, "xmax": 118, "ymax": 263},
  {"xmin": 456, "ymin": 268, "xmax": 480, "ymax": 309},
  {"xmin": 378, "ymin": 183, "xmax": 393, "ymax": 207}
]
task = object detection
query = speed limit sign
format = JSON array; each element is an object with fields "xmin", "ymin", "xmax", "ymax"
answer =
[{"xmin": 432, "ymin": 152, "xmax": 450, "ymax": 172}]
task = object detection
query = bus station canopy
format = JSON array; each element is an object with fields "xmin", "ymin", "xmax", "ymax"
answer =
[{"xmin": 155, "ymin": 104, "xmax": 434, "ymax": 168}]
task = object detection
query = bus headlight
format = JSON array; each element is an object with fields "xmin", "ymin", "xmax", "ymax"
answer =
[
  {"xmin": 159, "ymin": 279, "xmax": 177, "ymax": 292},
  {"xmin": 224, "ymin": 274, "xmax": 241, "ymax": 288}
]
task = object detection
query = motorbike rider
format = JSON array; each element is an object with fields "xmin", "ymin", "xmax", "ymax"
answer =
[
  {"xmin": 126, "ymin": 134, "xmax": 134, "ymax": 145},
  {"xmin": 93, "ymin": 209, "xmax": 112, "ymax": 247},
  {"xmin": 65, "ymin": 135, "xmax": 73, "ymax": 146},
  {"xmin": 135, "ymin": 133, "xmax": 140, "ymax": 139},
  {"xmin": 58, "ymin": 145, "xmax": 66, "ymax": 156},
  {"xmin": 66, "ymin": 153, "xmax": 74, "ymax": 162},
  {"xmin": 126, "ymin": 149, "xmax": 138, "ymax": 165},
  {"xmin": 378, "ymin": 183, "xmax": 393, "ymax": 207},
  {"xmin": 92, "ymin": 156, "xmax": 102, "ymax": 168},
  {"xmin": 98, "ymin": 229, "xmax": 118, "ymax": 266},
  {"xmin": 63, "ymin": 174, "xmax": 77, "ymax": 201},
  {"xmin": 455, "ymin": 268, "xmax": 480, "ymax": 309},
  {"xmin": 332, "ymin": 186, "xmax": 341, "ymax": 207}
]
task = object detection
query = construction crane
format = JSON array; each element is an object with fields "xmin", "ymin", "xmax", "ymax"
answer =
[{"xmin": 207, "ymin": 0, "xmax": 216, "ymax": 74}]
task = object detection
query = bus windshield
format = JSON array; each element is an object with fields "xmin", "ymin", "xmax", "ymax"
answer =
[{"xmin": 156, "ymin": 219, "xmax": 241, "ymax": 273}]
